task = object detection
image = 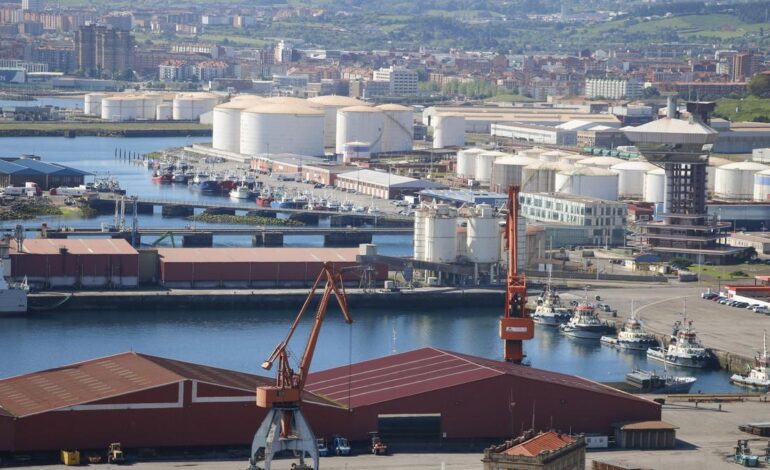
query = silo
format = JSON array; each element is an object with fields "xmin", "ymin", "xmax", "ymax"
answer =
[
  {"xmin": 424, "ymin": 204, "xmax": 457, "ymax": 263},
  {"xmin": 84, "ymin": 93, "xmax": 108, "ymax": 116},
  {"xmin": 240, "ymin": 102, "xmax": 325, "ymax": 156},
  {"xmin": 456, "ymin": 148, "xmax": 484, "ymax": 179},
  {"xmin": 522, "ymin": 161, "xmax": 573, "ymax": 193},
  {"xmin": 336, "ymin": 106, "xmax": 385, "ymax": 154},
  {"xmin": 156, "ymin": 103, "xmax": 172, "ymax": 120},
  {"xmin": 173, "ymin": 92, "xmax": 219, "ymax": 120},
  {"xmin": 611, "ymin": 160, "xmax": 657, "ymax": 199},
  {"xmin": 555, "ymin": 167, "xmax": 619, "ymax": 200},
  {"xmin": 576, "ymin": 156, "xmax": 626, "ymax": 168},
  {"xmin": 754, "ymin": 168, "xmax": 770, "ymax": 201},
  {"xmin": 643, "ymin": 168, "xmax": 666, "ymax": 204},
  {"xmin": 377, "ymin": 103, "xmax": 414, "ymax": 153},
  {"xmin": 466, "ymin": 204, "xmax": 501, "ymax": 263},
  {"xmin": 308, "ymin": 95, "xmax": 369, "ymax": 148},
  {"xmin": 212, "ymin": 97, "xmax": 263, "ymax": 153},
  {"xmin": 413, "ymin": 205, "xmax": 427, "ymax": 261},
  {"xmin": 433, "ymin": 114, "xmax": 465, "ymax": 149},
  {"xmin": 476, "ymin": 150, "xmax": 509, "ymax": 185},
  {"xmin": 490, "ymin": 155, "xmax": 539, "ymax": 193},
  {"xmin": 707, "ymin": 156, "xmax": 732, "ymax": 192},
  {"xmin": 714, "ymin": 161, "xmax": 769, "ymax": 200},
  {"xmin": 101, "ymin": 95, "xmax": 138, "ymax": 121}
]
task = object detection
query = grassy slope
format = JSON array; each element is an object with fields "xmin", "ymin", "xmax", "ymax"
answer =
[{"xmin": 715, "ymin": 96, "xmax": 770, "ymax": 122}]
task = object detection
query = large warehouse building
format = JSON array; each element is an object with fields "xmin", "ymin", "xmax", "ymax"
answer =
[
  {"xmin": 0, "ymin": 157, "xmax": 91, "ymax": 190},
  {"xmin": 10, "ymin": 239, "xmax": 138, "ymax": 288}
]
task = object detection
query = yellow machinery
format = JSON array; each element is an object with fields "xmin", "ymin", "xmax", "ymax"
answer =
[
  {"xmin": 60, "ymin": 450, "xmax": 80, "ymax": 466},
  {"xmin": 107, "ymin": 442, "xmax": 125, "ymax": 464}
]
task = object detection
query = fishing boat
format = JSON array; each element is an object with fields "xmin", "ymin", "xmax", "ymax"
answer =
[
  {"xmin": 731, "ymin": 331, "xmax": 770, "ymax": 388},
  {"xmin": 326, "ymin": 200, "xmax": 341, "ymax": 211},
  {"xmin": 532, "ymin": 277, "xmax": 571, "ymax": 326},
  {"xmin": 0, "ymin": 263, "xmax": 27, "ymax": 315},
  {"xmin": 229, "ymin": 185, "xmax": 252, "ymax": 200},
  {"xmin": 560, "ymin": 301, "xmax": 614, "ymax": 339},
  {"xmin": 190, "ymin": 180, "xmax": 221, "ymax": 193},
  {"xmin": 625, "ymin": 369, "xmax": 697, "ymax": 394},
  {"xmin": 151, "ymin": 170, "xmax": 173, "ymax": 184},
  {"xmin": 172, "ymin": 171, "xmax": 188, "ymax": 184},
  {"xmin": 647, "ymin": 314, "xmax": 711, "ymax": 369}
]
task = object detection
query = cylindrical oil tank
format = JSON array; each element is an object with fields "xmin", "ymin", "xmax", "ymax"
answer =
[
  {"xmin": 377, "ymin": 103, "xmax": 414, "ymax": 153},
  {"xmin": 707, "ymin": 156, "xmax": 732, "ymax": 192},
  {"xmin": 137, "ymin": 94, "xmax": 163, "ymax": 119},
  {"xmin": 413, "ymin": 205, "xmax": 427, "ymax": 261},
  {"xmin": 336, "ymin": 106, "xmax": 385, "ymax": 154},
  {"xmin": 643, "ymin": 168, "xmax": 666, "ymax": 204},
  {"xmin": 560, "ymin": 154, "xmax": 587, "ymax": 166},
  {"xmin": 476, "ymin": 151, "xmax": 508, "ymax": 184},
  {"xmin": 457, "ymin": 148, "xmax": 485, "ymax": 179},
  {"xmin": 84, "ymin": 93, "xmax": 108, "ymax": 116},
  {"xmin": 611, "ymin": 160, "xmax": 657, "ymax": 199},
  {"xmin": 342, "ymin": 142, "xmax": 371, "ymax": 163},
  {"xmin": 466, "ymin": 204, "xmax": 501, "ymax": 263},
  {"xmin": 715, "ymin": 161, "xmax": 769, "ymax": 200},
  {"xmin": 490, "ymin": 155, "xmax": 539, "ymax": 193},
  {"xmin": 538, "ymin": 150, "xmax": 567, "ymax": 163},
  {"xmin": 424, "ymin": 207, "xmax": 457, "ymax": 263},
  {"xmin": 308, "ymin": 95, "xmax": 369, "ymax": 148},
  {"xmin": 754, "ymin": 168, "xmax": 770, "ymax": 201},
  {"xmin": 522, "ymin": 161, "xmax": 573, "ymax": 193},
  {"xmin": 433, "ymin": 114, "xmax": 465, "ymax": 149},
  {"xmin": 156, "ymin": 103, "xmax": 172, "ymax": 120},
  {"xmin": 240, "ymin": 102, "xmax": 325, "ymax": 156},
  {"xmin": 555, "ymin": 167, "xmax": 619, "ymax": 200},
  {"xmin": 173, "ymin": 93, "xmax": 219, "ymax": 120},
  {"xmin": 101, "ymin": 95, "xmax": 139, "ymax": 121},
  {"xmin": 576, "ymin": 156, "xmax": 626, "ymax": 168},
  {"xmin": 212, "ymin": 96, "xmax": 263, "ymax": 153},
  {"xmin": 518, "ymin": 148, "xmax": 548, "ymax": 160}
]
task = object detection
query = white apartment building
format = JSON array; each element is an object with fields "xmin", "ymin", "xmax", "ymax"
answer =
[
  {"xmin": 372, "ymin": 66, "xmax": 418, "ymax": 95},
  {"xmin": 21, "ymin": 0, "xmax": 43, "ymax": 12},
  {"xmin": 585, "ymin": 78, "xmax": 642, "ymax": 99}
]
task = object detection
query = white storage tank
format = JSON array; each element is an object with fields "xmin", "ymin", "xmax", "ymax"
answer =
[
  {"xmin": 101, "ymin": 95, "xmax": 139, "ymax": 121},
  {"xmin": 714, "ymin": 161, "xmax": 769, "ymax": 200},
  {"xmin": 611, "ymin": 160, "xmax": 657, "ymax": 199},
  {"xmin": 433, "ymin": 114, "xmax": 465, "ymax": 149},
  {"xmin": 336, "ymin": 106, "xmax": 385, "ymax": 154},
  {"xmin": 212, "ymin": 96, "xmax": 263, "ymax": 153},
  {"xmin": 521, "ymin": 161, "xmax": 573, "ymax": 193},
  {"xmin": 466, "ymin": 204, "xmax": 501, "ymax": 263},
  {"xmin": 137, "ymin": 94, "xmax": 163, "ymax": 119},
  {"xmin": 156, "ymin": 103, "xmax": 172, "ymax": 120},
  {"xmin": 413, "ymin": 205, "xmax": 427, "ymax": 261},
  {"xmin": 538, "ymin": 150, "xmax": 567, "ymax": 163},
  {"xmin": 456, "ymin": 148, "xmax": 484, "ymax": 179},
  {"xmin": 476, "ymin": 150, "xmax": 508, "ymax": 185},
  {"xmin": 172, "ymin": 93, "xmax": 219, "ymax": 120},
  {"xmin": 424, "ymin": 204, "xmax": 458, "ymax": 263},
  {"xmin": 240, "ymin": 101, "xmax": 325, "ymax": 156},
  {"xmin": 560, "ymin": 153, "xmax": 588, "ymax": 166},
  {"xmin": 308, "ymin": 95, "xmax": 369, "ymax": 148},
  {"xmin": 754, "ymin": 168, "xmax": 770, "ymax": 201},
  {"xmin": 490, "ymin": 155, "xmax": 539, "ymax": 193},
  {"xmin": 643, "ymin": 168, "xmax": 666, "ymax": 204},
  {"xmin": 576, "ymin": 156, "xmax": 626, "ymax": 168},
  {"xmin": 707, "ymin": 156, "xmax": 732, "ymax": 192},
  {"xmin": 377, "ymin": 103, "xmax": 414, "ymax": 153},
  {"xmin": 84, "ymin": 93, "xmax": 108, "ymax": 116},
  {"xmin": 518, "ymin": 148, "xmax": 548, "ymax": 160},
  {"xmin": 555, "ymin": 167, "xmax": 619, "ymax": 200}
]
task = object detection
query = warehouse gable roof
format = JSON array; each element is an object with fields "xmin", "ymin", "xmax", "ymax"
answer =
[
  {"xmin": 157, "ymin": 247, "xmax": 358, "ymax": 263},
  {"xmin": 307, "ymin": 348, "xmax": 657, "ymax": 408},
  {"xmin": 337, "ymin": 169, "xmax": 447, "ymax": 189},
  {"xmin": 13, "ymin": 238, "xmax": 138, "ymax": 255},
  {"xmin": 8, "ymin": 159, "xmax": 92, "ymax": 176}
]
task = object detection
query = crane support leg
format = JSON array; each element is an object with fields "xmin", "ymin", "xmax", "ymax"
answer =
[{"xmin": 249, "ymin": 407, "xmax": 319, "ymax": 470}]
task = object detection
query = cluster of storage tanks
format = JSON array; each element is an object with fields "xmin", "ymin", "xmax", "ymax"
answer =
[
  {"xmin": 210, "ymin": 95, "xmax": 414, "ymax": 157},
  {"xmin": 457, "ymin": 147, "xmax": 770, "ymax": 202},
  {"xmin": 84, "ymin": 92, "xmax": 220, "ymax": 122}
]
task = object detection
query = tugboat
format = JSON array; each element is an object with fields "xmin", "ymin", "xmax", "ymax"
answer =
[
  {"xmin": 625, "ymin": 369, "xmax": 697, "ymax": 394},
  {"xmin": 602, "ymin": 306, "xmax": 658, "ymax": 351},
  {"xmin": 731, "ymin": 331, "xmax": 770, "ymax": 388},
  {"xmin": 560, "ymin": 301, "xmax": 614, "ymax": 340},
  {"xmin": 532, "ymin": 278, "xmax": 572, "ymax": 326},
  {"xmin": 647, "ymin": 313, "xmax": 711, "ymax": 368}
]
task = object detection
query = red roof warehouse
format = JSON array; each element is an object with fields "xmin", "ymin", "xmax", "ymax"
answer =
[{"xmin": 0, "ymin": 348, "xmax": 661, "ymax": 452}]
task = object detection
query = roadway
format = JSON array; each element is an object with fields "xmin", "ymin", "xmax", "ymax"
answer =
[{"xmin": 36, "ymin": 226, "xmax": 414, "ymax": 236}]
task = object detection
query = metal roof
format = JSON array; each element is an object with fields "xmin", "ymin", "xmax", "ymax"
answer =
[
  {"xmin": 336, "ymin": 169, "xmax": 446, "ymax": 190},
  {"xmin": 14, "ymin": 238, "xmax": 138, "ymax": 255},
  {"xmin": 306, "ymin": 348, "xmax": 656, "ymax": 409},
  {"xmin": 8, "ymin": 159, "xmax": 92, "ymax": 176},
  {"xmin": 618, "ymin": 420, "xmax": 678, "ymax": 431},
  {"xmin": 0, "ymin": 352, "xmax": 338, "ymax": 418},
  {"xmin": 158, "ymin": 247, "xmax": 359, "ymax": 263},
  {"xmin": 502, "ymin": 431, "xmax": 576, "ymax": 457},
  {"xmin": 0, "ymin": 160, "xmax": 37, "ymax": 175}
]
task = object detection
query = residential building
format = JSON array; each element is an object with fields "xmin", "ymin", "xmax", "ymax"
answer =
[
  {"xmin": 76, "ymin": 24, "xmax": 134, "ymax": 78},
  {"xmin": 372, "ymin": 66, "xmax": 418, "ymax": 95},
  {"xmin": 192, "ymin": 60, "xmax": 227, "ymax": 81},
  {"xmin": 21, "ymin": 0, "xmax": 43, "ymax": 13},
  {"xmin": 732, "ymin": 52, "xmax": 753, "ymax": 82},
  {"xmin": 482, "ymin": 431, "xmax": 586, "ymax": 470},
  {"xmin": 171, "ymin": 43, "xmax": 220, "ymax": 59},
  {"xmin": 158, "ymin": 59, "xmax": 190, "ymax": 82},
  {"xmin": 273, "ymin": 40, "xmax": 293, "ymax": 64},
  {"xmin": 29, "ymin": 45, "xmax": 76, "ymax": 73},
  {"xmin": 519, "ymin": 192, "xmax": 627, "ymax": 247},
  {"xmin": 585, "ymin": 78, "xmax": 642, "ymax": 99}
]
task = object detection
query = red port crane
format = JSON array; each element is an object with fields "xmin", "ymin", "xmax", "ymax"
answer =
[
  {"xmin": 499, "ymin": 185, "xmax": 534, "ymax": 363},
  {"xmin": 249, "ymin": 262, "xmax": 353, "ymax": 470}
]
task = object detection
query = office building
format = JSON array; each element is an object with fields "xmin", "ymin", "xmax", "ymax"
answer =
[
  {"xmin": 373, "ymin": 66, "xmax": 418, "ymax": 95},
  {"xmin": 585, "ymin": 78, "xmax": 642, "ymax": 99}
]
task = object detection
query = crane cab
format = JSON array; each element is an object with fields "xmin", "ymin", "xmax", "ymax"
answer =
[{"xmin": 256, "ymin": 386, "xmax": 301, "ymax": 408}]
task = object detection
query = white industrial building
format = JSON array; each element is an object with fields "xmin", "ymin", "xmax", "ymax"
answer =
[
  {"xmin": 372, "ymin": 66, "xmax": 418, "ymax": 95},
  {"xmin": 334, "ymin": 168, "xmax": 446, "ymax": 199},
  {"xmin": 519, "ymin": 192, "xmax": 627, "ymax": 247},
  {"xmin": 490, "ymin": 122, "xmax": 577, "ymax": 146},
  {"xmin": 584, "ymin": 78, "xmax": 642, "ymax": 99}
]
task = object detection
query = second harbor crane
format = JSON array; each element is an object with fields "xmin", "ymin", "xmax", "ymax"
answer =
[{"xmin": 500, "ymin": 185, "xmax": 534, "ymax": 363}]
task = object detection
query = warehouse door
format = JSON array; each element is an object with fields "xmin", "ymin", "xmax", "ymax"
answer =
[{"xmin": 377, "ymin": 413, "xmax": 441, "ymax": 445}]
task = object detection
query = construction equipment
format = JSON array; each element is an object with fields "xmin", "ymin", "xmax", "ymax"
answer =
[
  {"xmin": 316, "ymin": 439, "xmax": 328, "ymax": 457},
  {"xmin": 735, "ymin": 440, "xmax": 759, "ymax": 467},
  {"xmin": 369, "ymin": 432, "xmax": 388, "ymax": 455},
  {"xmin": 499, "ymin": 185, "xmax": 534, "ymax": 363},
  {"xmin": 151, "ymin": 231, "xmax": 176, "ymax": 248},
  {"xmin": 332, "ymin": 435, "xmax": 351, "ymax": 456},
  {"xmin": 60, "ymin": 450, "xmax": 80, "ymax": 466},
  {"xmin": 249, "ymin": 262, "xmax": 354, "ymax": 470},
  {"xmin": 107, "ymin": 443, "xmax": 125, "ymax": 464}
]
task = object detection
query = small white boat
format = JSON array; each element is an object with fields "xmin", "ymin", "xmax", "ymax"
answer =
[
  {"xmin": 229, "ymin": 186, "xmax": 252, "ymax": 199},
  {"xmin": 731, "ymin": 331, "xmax": 770, "ymax": 388}
]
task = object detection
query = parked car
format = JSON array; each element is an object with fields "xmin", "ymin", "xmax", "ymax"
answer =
[
  {"xmin": 753, "ymin": 306, "xmax": 770, "ymax": 314},
  {"xmin": 733, "ymin": 302, "xmax": 750, "ymax": 308}
]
